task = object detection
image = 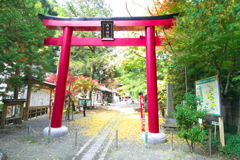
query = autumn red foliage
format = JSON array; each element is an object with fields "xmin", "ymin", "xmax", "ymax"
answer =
[{"xmin": 45, "ymin": 72, "xmax": 99, "ymax": 100}]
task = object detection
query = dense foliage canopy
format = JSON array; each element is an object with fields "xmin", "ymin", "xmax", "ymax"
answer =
[{"xmin": 0, "ymin": 0, "xmax": 56, "ymax": 97}]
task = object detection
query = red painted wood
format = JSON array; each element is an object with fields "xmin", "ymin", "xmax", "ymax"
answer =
[
  {"xmin": 44, "ymin": 36, "xmax": 163, "ymax": 46},
  {"xmin": 146, "ymin": 26, "xmax": 159, "ymax": 133},
  {"xmin": 51, "ymin": 27, "xmax": 73, "ymax": 128},
  {"xmin": 39, "ymin": 14, "xmax": 177, "ymax": 132},
  {"xmin": 42, "ymin": 18, "xmax": 175, "ymax": 31}
]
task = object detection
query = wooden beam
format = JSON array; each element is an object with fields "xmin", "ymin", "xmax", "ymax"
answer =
[{"xmin": 44, "ymin": 36, "xmax": 163, "ymax": 46}]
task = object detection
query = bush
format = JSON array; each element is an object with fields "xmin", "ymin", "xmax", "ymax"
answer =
[
  {"xmin": 173, "ymin": 93, "xmax": 207, "ymax": 152},
  {"xmin": 0, "ymin": 103, "xmax": 3, "ymax": 111},
  {"xmin": 212, "ymin": 133, "xmax": 240, "ymax": 158},
  {"xmin": 107, "ymin": 97, "xmax": 113, "ymax": 103}
]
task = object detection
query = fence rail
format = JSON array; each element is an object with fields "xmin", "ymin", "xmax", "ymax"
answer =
[{"xmin": 0, "ymin": 106, "xmax": 49, "ymax": 127}]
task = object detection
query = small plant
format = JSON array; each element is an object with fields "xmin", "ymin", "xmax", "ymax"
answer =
[{"xmin": 173, "ymin": 93, "xmax": 207, "ymax": 152}]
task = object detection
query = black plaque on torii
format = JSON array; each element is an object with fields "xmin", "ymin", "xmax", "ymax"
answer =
[{"xmin": 101, "ymin": 21, "xmax": 114, "ymax": 40}]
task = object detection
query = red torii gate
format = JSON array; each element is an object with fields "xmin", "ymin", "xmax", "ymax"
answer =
[{"xmin": 39, "ymin": 14, "xmax": 177, "ymax": 141}]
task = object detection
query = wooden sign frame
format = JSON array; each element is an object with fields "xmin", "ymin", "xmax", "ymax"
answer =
[{"xmin": 101, "ymin": 21, "xmax": 114, "ymax": 40}]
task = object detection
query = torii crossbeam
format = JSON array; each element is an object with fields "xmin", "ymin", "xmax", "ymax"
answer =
[{"xmin": 39, "ymin": 13, "xmax": 177, "ymax": 142}]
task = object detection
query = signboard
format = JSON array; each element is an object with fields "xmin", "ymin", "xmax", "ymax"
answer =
[
  {"xmin": 101, "ymin": 21, "xmax": 114, "ymax": 40},
  {"xmin": 30, "ymin": 88, "xmax": 51, "ymax": 107},
  {"xmin": 195, "ymin": 75, "xmax": 221, "ymax": 116},
  {"xmin": 79, "ymin": 99, "xmax": 91, "ymax": 105},
  {"xmin": 6, "ymin": 106, "xmax": 15, "ymax": 118},
  {"xmin": 6, "ymin": 105, "xmax": 21, "ymax": 118}
]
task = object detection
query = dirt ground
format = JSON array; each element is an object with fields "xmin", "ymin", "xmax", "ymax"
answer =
[{"xmin": 0, "ymin": 103, "xmax": 226, "ymax": 160}]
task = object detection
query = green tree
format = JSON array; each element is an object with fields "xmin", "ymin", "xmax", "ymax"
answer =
[
  {"xmin": 173, "ymin": 93, "xmax": 207, "ymax": 152},
  {"xmin": 0, "ymin": 0, "xmax": 56, "ymax": 98},
  {"xmin": 56, "ymin": 0, "xmax": 115, "ymax": 98},
  {"xmin": 116, "ymin": 46, "xmax": 147, "ymax": 99},
  {"xmin": 167, "ymin": 0, "xmax": 240, "ymax": 99},
  {"xmin": 40, "ymin": 0, "xmax": 58, "ymax": 16},
  {"xmin": 161, "ymin": 0, "xmax": 240, "ymax": 130},
  {"xmin": 58, "ymin": 0, "xmax": 113, "ymax": 76}
]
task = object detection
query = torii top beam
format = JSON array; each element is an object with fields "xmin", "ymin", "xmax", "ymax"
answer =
[
  {"xmin": 38, "ymin": 14, "xmax": 178, "ymax": 46},
  {"xmin": 38, "ymin": 13, "xmax": 178, "ymax": 31}
]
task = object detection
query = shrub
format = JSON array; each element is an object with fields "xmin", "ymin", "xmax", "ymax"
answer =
[
  {"xmin": 107, "ymin": 97, "xmax": 113, "ymax": 103},
  {"xmin": 0, "ymin": 103, "xmax": 3, "ymax": 111},
  {"xmin": 173, "ymin": 93, "xmax": 207, "ymax": 152},
  {"xmin": 212, "ymin": 133, "xmax": 240, "ymax": 158}
]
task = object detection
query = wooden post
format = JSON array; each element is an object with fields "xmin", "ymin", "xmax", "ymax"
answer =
[
  {"xmin": 208, "ymin": 128, "xmax": 212, "ymax": 156},
  {"xmin": 219, "ymin": 116, "xmax": 225, "ymax": 146},
  {"xmin": 24, "ymin": 85, "xmax": 32, "ymax": 121},
  {"xmin": 0, "ymin": 103, "xmax": 7, "ymax": 128}
]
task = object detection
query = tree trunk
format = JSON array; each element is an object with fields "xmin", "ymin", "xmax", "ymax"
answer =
[
  {"xmin": 67, "ymin": 82, "xmax": 71, "ymax": 120},
  {"xmin": 238, "ymin": 96, "xmax": 240, "ymax": 135},
  {"xmin": 72, "ymin": 101, "xmax": 76, "ymax": 111},
  {"xmin": 13, "ymin": 68, "xmax": 20, "ymax": 99},
  {"xmin": 224, "ymin": 70, "xmax": 233, "ymax": 96},
  {"xmin": 90, "ymin": 62, "xmax": 95, "ymax": 80},
  {"xmin": 14, "ymin": 87, "xmax": 19, "ymax": 99},
  {"xmin": 89, "ymin": 62, "xmax": 95, "ymax": 105}
]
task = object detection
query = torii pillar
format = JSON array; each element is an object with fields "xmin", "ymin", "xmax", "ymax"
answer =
[{"xmin": 39, "ymin": 13, "xmax": 177, "ymax": 142}]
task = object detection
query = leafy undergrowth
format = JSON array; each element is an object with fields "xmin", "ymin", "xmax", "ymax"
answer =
[{"xmin": 212, "ymin": 133, "xmax": 240, "ymax": 159}]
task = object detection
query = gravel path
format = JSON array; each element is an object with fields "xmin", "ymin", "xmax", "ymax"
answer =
[{"xmin": 0, "ymin": 103, "xmax": 224, "ymax": 160}]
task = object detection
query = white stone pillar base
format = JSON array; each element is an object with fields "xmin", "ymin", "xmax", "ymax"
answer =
[
  {"xmin": 43, "ymin": 126, "xmax": 68, "ymax": 137},
  {"xmin": 142, "ymin": 132, "xmax": 166, "ymax": 143}
]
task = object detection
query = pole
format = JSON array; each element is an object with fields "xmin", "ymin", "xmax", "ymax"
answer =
[
  {"xmin": 208, "ymin": 128, "xmax": 212, "ymax": 157},
  {"xmin": 140, "ymin": 94, "xmax": 148, "ymax": 148},
  {"xmin": 51, "ymin": 27, "xmax": 73, "ymax": 128},
  {"xmin": 219, "ymin": 116, "xmax": 225, "ymax": 146},
  {"xmin": 116, "ymin": 130, "xmax": 118, "ymax": 149},
  {"xmin": 145, "ymin": 26, "xmax": 159, "ymax": 133},
  {"xmin": 170, "ymin": 131, "xmax": 173, "ymax": 151},
  {"xmin": 27, "ymin": 125, "xmax": 30, "ymax": 137},
  {"xmin": 75, "ymin": 128, "xmax": 78, "ymax": 146}
]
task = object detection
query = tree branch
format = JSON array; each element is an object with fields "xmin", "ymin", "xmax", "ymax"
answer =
[
  {"xmin": 125, "ymin": 1, "xmax": 132, "ymax": 17},
  {"xmin": 162, "ymin": 29, "xmax": 176, "ymax": 55},
  {"xmin": 134, "ymin": 52, "xmax": 145, "ymax": 58},
  {"xmin": 147, "ymin": 5, "xmax": 154, "ymax": 16},
  {"xmin": 88, "ymin": 46, "xmax": 95, "ymax": 53},
  {"xmin": 152, "ymin": 0, "xmax": 159, "ymax": 15}
]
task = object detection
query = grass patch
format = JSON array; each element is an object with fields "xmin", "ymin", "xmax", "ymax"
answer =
[{"xmin": 20, "ymin": 137, "xmax": 39, "ymax": 143}]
